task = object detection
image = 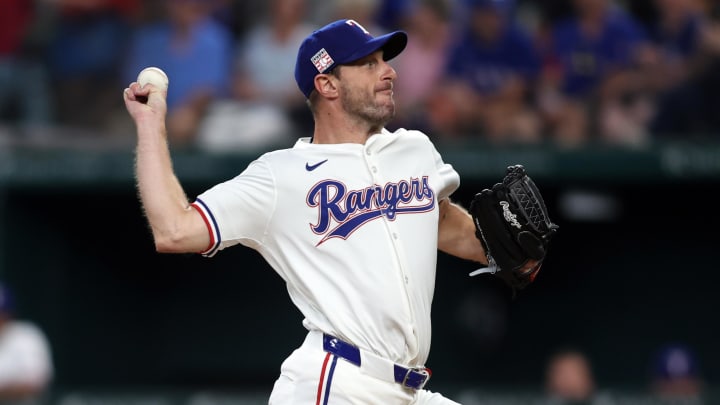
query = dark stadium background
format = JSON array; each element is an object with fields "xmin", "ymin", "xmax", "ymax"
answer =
[{"xmin": 2, "ymin": 142, "xmax": 718, "ymax": 402}]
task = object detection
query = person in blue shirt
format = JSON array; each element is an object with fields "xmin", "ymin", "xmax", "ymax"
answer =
[
  {"xmin": 537, "ymin": 0, "xmax": 655, "ymax": 146},
  {"xmin": 644, "ymin": 0, "xmax": 714, "ymax": 136},
  {"xmin": 431, "ymin": 0, "xmax": 543, "ymax": 143},
  {"xmin": 649, "ymin": 343, "xmax": 704, "ymax": 401},
  {"xmin": 122, "ymin": 0, "xmax": 233, "ymax": 147}
]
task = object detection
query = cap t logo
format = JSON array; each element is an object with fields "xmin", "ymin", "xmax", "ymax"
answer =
[
  {"xmin": 346, "ymin": 19, "xmax": 370, "ymax": 35},
  {"xmin": 311, "ymin": 48, "xmax": 334, "ymax": 73}
]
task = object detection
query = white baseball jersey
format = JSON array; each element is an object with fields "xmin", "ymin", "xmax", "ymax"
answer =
[{"xmin": 191, "ymin": 128, "xmax": 459, "ymax": 367}]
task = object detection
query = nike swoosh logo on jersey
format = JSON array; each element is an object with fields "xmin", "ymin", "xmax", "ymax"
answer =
[{"xmin": 306, "ymin": 159, "xmax": 329, "ymax": 171}]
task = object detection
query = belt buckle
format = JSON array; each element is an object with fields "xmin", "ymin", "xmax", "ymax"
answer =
[{"xmin": 402, "ymin": 367, "xmax": 431, "ymax": 390}]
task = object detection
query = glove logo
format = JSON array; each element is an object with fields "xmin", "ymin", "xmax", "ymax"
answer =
[{"xmin": 500, "ymin": 201, "xmax": 522, "ymax": 229}]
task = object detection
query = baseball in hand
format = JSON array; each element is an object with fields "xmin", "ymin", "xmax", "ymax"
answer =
[{"xmin": 137, "ymin": 67, "xmax": 169, "ymax": 91}]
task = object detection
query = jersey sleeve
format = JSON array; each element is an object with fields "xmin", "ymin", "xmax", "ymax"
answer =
[
  {"xmin": 415, "ymin": 131, "xmax": 460, "ymax": 200},
  {"xmin": 191, "ymin": 158, "xmax": 276, "ymax": 257},
  {"xmin": 433, "ymin": 148, "xmax": 460, "ymax": 201}
]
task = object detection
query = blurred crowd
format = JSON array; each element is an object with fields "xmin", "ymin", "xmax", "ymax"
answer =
[
  {"xmin": 541, "ymin": 344, "xmax": 706, "ymax": 404},
  {"xmin": 2, "ymin": 0, "xmax": 720, "ymax": 151},
  {"xmin": 458, "ymin": 344, "xmax": 707, "ymax": 404},
  {"xmin": 0, "ymin": 282, "xmax": 53, "ymax": 405}
]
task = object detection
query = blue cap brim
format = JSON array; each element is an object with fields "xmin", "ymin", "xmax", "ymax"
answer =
[{"xmin": 339, "ymin": 30, "xmax": 408, "ymax": 66}]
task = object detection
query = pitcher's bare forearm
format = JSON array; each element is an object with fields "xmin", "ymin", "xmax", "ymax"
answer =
[
  {"xmin": 437, "ymin": 198, "xmax": 488, "ymax": 264},
  {"xmin": 124, "ymin": 82, "xmax": 209, "ymax": 253}
]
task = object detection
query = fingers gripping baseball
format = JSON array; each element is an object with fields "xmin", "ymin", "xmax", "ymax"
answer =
[{"xmin": 123, "ymin": 67, "xmax": 169, "ymax": 123}]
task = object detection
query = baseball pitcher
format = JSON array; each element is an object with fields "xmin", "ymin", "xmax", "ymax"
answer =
[{"xmin": 123, "ymin": 19, "xmax": 557, "ymax": 405}]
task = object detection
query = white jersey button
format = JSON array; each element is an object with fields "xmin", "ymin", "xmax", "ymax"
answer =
[{"xmin": 371, "ymin": 166, "xmax": 377, "ymax": 173}]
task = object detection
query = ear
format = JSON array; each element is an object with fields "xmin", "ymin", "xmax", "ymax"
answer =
[{"xmin": 313, "ymin": 73, "xmax": 339, "ymax": 99}]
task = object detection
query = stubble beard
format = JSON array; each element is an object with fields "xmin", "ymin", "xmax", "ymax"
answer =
[{"xmin": 340, "ymin": 82, "xmax": 395, "ymax": 132}]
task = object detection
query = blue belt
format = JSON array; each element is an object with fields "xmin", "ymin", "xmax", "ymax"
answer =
[{"xmin": 322, "ymin": 333, "xmax": 432, "ymax": 390}]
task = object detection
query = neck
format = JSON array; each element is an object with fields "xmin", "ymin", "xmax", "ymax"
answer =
[{"xmin": 311, "ymin": 108, "xmax": 384, "ymax": 144}]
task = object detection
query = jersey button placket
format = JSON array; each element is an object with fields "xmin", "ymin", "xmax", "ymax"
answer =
[
  {"xmin": 364, "ymin": 147, "xmax": 377, "ymax": 178},
  {"xmin": 364, "ymin": 144, "xmax": 417, "ymax": 344}
]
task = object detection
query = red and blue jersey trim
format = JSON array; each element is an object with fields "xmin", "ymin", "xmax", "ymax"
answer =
[{"xmin": 190, "ymin": 198, "xmax": 221, "ymax": 257}]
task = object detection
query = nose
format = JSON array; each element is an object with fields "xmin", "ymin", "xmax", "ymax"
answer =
[{"xmin": 381, "ymin": 60, "xmax": 397, "ymax": 82}]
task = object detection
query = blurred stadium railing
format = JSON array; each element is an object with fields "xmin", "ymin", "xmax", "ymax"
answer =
[{"xmin": 1, "ymin": 139, "xmax": 720, "ymax": 185}]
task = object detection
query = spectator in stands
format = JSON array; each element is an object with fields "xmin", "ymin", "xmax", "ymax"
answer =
[
  {"xmin": 649, "ymin": 343, "xmax": 705, "ymax": 403},
  {"xmin": 0, "ymin": 0, "xmax": 53, "ymax": 133},
  {"xmin": 231, "ymin": 0, "xmax": 314, "ymax": 108},
  {"xmin": 376, "ymin": 0, "xmax": 413, "ymax": 31},
  {"xmin": 431, "ymin": 0, "xmax": 543, "ymax": 143},
  {"xmin": 544, "ymin": 347, "xmax": 600, "ymax": 404},
  {"xmin": 195, "ymin": 0, "xmax": 313, "ymax": 152},
  {"xmin": 48, "ymin": 0, "xmax": 141, "ymax": 133},
  {"xmin": 648, "ymin": 0, "xmax": 720, "ymax": 136},
  {"xmin": 391, "ymin": 0, "xmax": 455, "ymax": 134},
  {"xmin": 208, "ymin": 0, "xmax": 265, "ymax": 42},
  {"xmin": 537, "ymin": 0, "xmax": 655, "ymax": 147},
  {"xmin": 123, "ymin": 0, "xmax": 233, "ymax": 147},
  {"xmin": 328, "ymin": 0, "xmax": 385, "ymax": 35},
  {"xmin": 0, "ymin": 282, "xmax": 54, "ymax": 404},
  {"xmin": 645, "ymin": 0, "xmax": 706, "ymax": 92}
]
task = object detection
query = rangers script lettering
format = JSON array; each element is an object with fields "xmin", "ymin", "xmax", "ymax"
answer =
[{"xmin": 307, "ymin": 176, "xmax": 435, "ymax": 244}]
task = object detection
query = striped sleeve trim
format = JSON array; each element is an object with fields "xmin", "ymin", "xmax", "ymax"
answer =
[{"xmin": 191, "ymin": 198, "xmax": 221, "ymax": 257}]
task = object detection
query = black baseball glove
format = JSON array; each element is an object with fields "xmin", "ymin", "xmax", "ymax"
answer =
[{"xmin": 468, "ymin": 165, "xmax": 558, "ymax": 296}]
